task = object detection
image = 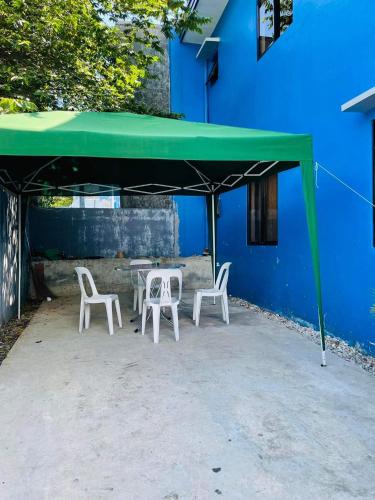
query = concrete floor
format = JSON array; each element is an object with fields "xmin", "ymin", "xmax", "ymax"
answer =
[{"xmin": 0, "ymin": 295, "xmax": 374, "ymax": 500}]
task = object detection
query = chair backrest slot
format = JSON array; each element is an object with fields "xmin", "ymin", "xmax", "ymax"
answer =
[
  {"xmin": 146, "ymin": 269, "xmax": 182, "ymax": 306},
  {"xmin": 215, "ymin": 262, "xmax": 232, "ymax": 292},
  {"xmin": 75, "ymin": 267, "xmax": 98, "ymax": 298},
  {"xmin": 130, "ymin": 259, "xmax": 152, "ymax": 286}
]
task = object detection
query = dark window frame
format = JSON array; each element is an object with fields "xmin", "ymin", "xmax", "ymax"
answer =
[
  {"xmin": 207, "ymin": 51, "xmax": 219, "ymax": 86},
  {"xmin": 257, "ymin": 0, "xmax": 293, "ymax": 60},
  {"xmin": 247, "ymin": 174, "xmax": 278, "ymax": 246}
]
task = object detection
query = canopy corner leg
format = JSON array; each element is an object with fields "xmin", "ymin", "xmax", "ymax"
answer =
[{"xmin": 301, "ymin": 159, "xmax": 326, "ymax": 366}]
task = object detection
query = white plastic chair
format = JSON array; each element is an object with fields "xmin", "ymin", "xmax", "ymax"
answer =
[
  {"xmin": 130, "ymin": 259, "xmax": 152, "ymax": 314},
  {"xmin": 75, "ymin": 266, "xmax": 122, "ymax": 336},
  {"xmin": 141, "ymin": 269, "xmax": 182, "ymax": 343},
  {"xmin": 193, "ymin": 262, "xmax": 232, "ymax": 326}
]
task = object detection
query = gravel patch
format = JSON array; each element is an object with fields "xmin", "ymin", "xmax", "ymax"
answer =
[
  {"xmin": 0, "ymin": 300, "xmax": 41, "ymax": 366},
  {"xmin": 230, "ymin": 296, "xmax": 375, "ymax": 376}
]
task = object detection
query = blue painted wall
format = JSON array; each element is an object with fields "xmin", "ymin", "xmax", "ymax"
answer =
[
  {"xmin": 169, "ymin": 41, "xmax": 206, "ymax": 122},
  {"xmin": 173, "ymin": 196, "xmax": 208, "ymax": 257},
  {"xmin": 170, "ymin": 0, "xmax": 375, "ymax": 351},
  {"xmin": 168, "ymin": 42, "xmax": 209, "ymax": 257}
]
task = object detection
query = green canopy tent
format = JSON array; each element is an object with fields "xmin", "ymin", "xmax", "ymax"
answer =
[{"xmin": 0, "ymin": 111, "xmax": 326, "ymax": 365}]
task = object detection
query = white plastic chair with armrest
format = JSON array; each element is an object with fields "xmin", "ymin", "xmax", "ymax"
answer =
[
  {"xmin": 130, "ymin": 259, "xmax": 152, "ymax": 314},
  {"xmin": 75, "ymin": 266, "xmax": 122, "ymax": 336},
  {"xmin": 141, "ymin": 269, "xmax": 182, "ymax": 343},
  {"xmin": 193, "ymin": 262, "xmax": 232, "ymax": 326}
]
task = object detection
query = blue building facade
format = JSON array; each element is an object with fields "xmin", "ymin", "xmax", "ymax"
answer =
[
  {"xmin": 173, "ymin": 196, "xmax": 208, "ymax": 257},
  {"xmin": 169, "ymin": 0, "xmax": 375, "ymax": 351}
]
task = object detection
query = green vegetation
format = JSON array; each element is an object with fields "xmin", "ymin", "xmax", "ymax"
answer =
[
  {"xmin": 0, "ymin": 96, "xmax": 38, "ymax": 113},
  {"xmin": 37, "ymin": 196, "xmax": 73, "ymax": 208},
  {"xmin": 0, "ymin": 0, "xmax": 207, "ymax": 113},
  {"xmin": 262, "ymin": 0, "xmax": 293, "ymax": 32}
]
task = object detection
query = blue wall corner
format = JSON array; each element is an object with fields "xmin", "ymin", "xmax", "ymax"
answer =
[{"xmin": 169, "ymin": 39, "xmax": 206, "ymax": 122}]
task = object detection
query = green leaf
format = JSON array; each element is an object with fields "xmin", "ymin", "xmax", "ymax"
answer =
[
  {"xmin": 0, "ymin": 97, "xmax": 38, "ymax": 113},
  {"xmin": 0, "ymin": 0, "xmax": 208, "ymax": 113}
]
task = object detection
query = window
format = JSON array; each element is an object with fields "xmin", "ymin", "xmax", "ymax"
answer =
[
  {"xmin": 257, "ymin": 0, "xmax": 293, "ymax": 59},
  {"xmin": 247, "ymin": 174, "xmax": 278, "ymax": 245},
  {"xmin": 207, "ymin": 51, "xmax": 219, "ymax": 86}
]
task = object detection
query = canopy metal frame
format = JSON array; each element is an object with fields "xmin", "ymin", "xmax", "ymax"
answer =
[{"xmin": 0, "ymin": 159, "xmax": 282, "ymax": 196}]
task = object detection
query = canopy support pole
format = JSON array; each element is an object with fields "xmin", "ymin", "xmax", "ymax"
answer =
[
  {"xmin": 211, "ymin": 193, "xmax": 216, "ymax": 285},
  {"xmin": 17, "ymin": 193, "xmax": 22, "ymax": 320},
  {"xmin": 204, "ymin": 61, "xmax": 208, "ymax": 123},
  {"xmin": 301, "ymin": 160, "xmax": 326, "ymax": 366}
]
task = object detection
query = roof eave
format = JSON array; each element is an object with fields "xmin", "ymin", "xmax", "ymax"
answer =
[{"xmin": 181, "ymin": 0, "xmax": 229, "ymax": 45}]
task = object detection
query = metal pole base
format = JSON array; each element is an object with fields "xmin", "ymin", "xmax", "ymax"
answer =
[{"xmin": 320, "ymin": 350, "xmax": 327, "ymax": 367}]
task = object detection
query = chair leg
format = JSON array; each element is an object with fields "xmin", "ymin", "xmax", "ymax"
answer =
[
  {"xmin": 141, "ymin": 302, "xmax": 147, "ymax": 335},
  {"xmin": 195, "ymin": 293, "xmax": 202, "ymax": 327},
  {"xmin": 171, "ymin": 304, "xmax": 179, "ymax": 341},
  {"xmin": 152, "ymin": 306, "xmax": 160, "ymax": 343},
  {"xmin": 221, "ymin": 294, "xmax": 226, "ymax": 322},
  {"xmin": 84, "ymin": 304, "xmax": 90, "ymax": 329},
  {"xmin": 105, "ymin": 300, "xmax": 114, "ymax": 335},
  {"xmin": 115, "ymin": 299, "xmax": 122, "ymax": 328},
  {"xmin": 133, "ymin": 288, "xmax": 138, "ymax": 312},
  {"xmin": 79, "ymin": 299, "xmax": 85, "ymax": 333},
  {"xmin": 224, "ymin": 292, "xmax": 229, "ymax": 324},
  {"xmin": 138, "ymin": 286, "xmax": 144, "ymax": 315}
]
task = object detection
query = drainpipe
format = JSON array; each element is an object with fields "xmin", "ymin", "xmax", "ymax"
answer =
[
  {"xmin": 205, "ymin": 61, "xmax": 214, "ymax": 289},
  {"xmin": 204, "ymin": 60, "xmax": 208, "ymax": 123}
]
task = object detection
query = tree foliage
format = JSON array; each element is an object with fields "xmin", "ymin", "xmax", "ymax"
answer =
[
  {"xmin": 262, "ymin": 0, "xmax": 293, "ymax": 32},
  {"xmin": 0, "ymin": 0, "xmax": 207, "ymax": 112},
  {"xmin": 0, "ymin": 96, "xmax": 37, "ymax": 113},
  {"xmin": 37, "ymin": 196, "xmax": 73, "ymax": 208}
]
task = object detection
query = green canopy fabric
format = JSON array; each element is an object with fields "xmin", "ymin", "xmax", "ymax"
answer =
[
  {"xmin": 0, "ymin": 111, "xmax": 326, "ymax": 364},
  {"xmin": 0, "ymin": 111, "xmax": 309, "ymax": 196},
  {"xmin": 0, "ymin": 111, "xmax": 312, "ymax": 161}
]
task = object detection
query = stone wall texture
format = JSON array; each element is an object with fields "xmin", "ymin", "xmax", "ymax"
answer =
[
  {"xmin": 31, "ymin": 256, "xmax": 213, "ymax": 297},
  {"xmin": 134, "ymin": 27, "xmax": 170, "ymax": 113}
]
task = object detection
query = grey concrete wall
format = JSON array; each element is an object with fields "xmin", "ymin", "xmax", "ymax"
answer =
[
  {"xmin": 134, "ymin": 27, "xmax": 170, "ymax": 113},
  {"xmin": 29, "ymin": 208, "xmax": 179, "ymax": 259},
  {"xmin": 31, "ymin": 256, "xmax": 213, "ymax": 297},
  {"xmin": 120, "ymin": 195, "xmax": 173, "ymax": 209}
]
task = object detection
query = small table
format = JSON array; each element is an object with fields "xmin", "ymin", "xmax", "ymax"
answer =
[
  {"xmin": 115, "ymin": 262, "xmax": 186, "ymax": 332},
  {"xmin": 115, "ymin": 263, "xmax": 186, "ymax": 273}
]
